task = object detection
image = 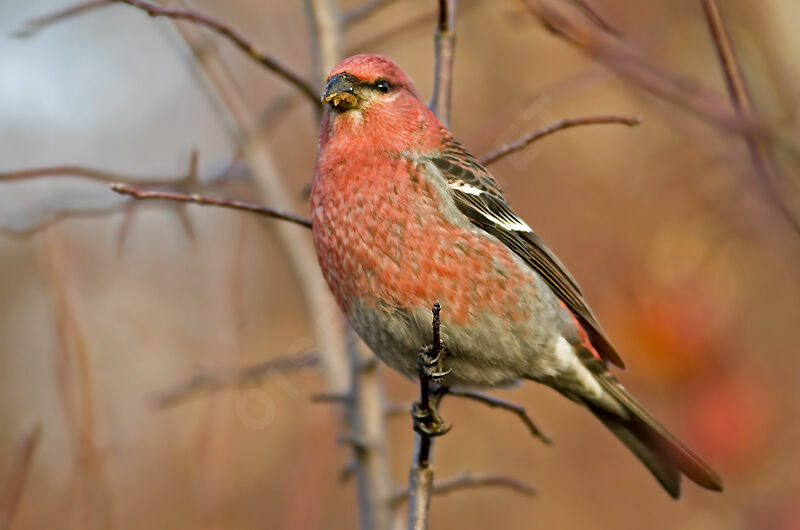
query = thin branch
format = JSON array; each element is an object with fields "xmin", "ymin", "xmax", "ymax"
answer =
[
  {"xmin": 0, "ymin": 157, "xmax": 197, "ymax": 186},
  {"xmin": 443, "ymin": 389, "xmax": 552, "ymax": 444},
  {"xmin": 342, "ymin": 0, "xmax": 404, "ymax": 27},
  {"xmin": 15, "ymin": 0, "xmax": 319, "ymax": 104},
  {"xmin": 110, "ymin": 183, "xmax": 313, "ymax": 229},
  {"xmin": 311, "ymin": 392, "xmax": 351, "ymax": 403},
  {"xmin": 116, "ymin": 0, "xmax": 318, "ymax": 103},
  {"xmin": 525, "ymin": 0, "xmax": 766, "ymax": 138},
  {"xmin": 390, "ymin": 472, "xmax": 535, "ymax": 506},
  {"xmin": 430, "ymin": 0, "xmax": 456, "ymax": 126},
  {"xmin": 0, "ymin": 424, "xmax": 42, "ymax": 530},
  {"xmin": 348, "ymin": 0, "xmax": 479, "ymax": 54},
  {"xmin": 700, "ymin": 0, "xmax": 800, "ymax": 235},
  {"xmin": 568, "ymin": 0, "xmax": 621, "ymax": 37},
  {"xmin": 13, "ymin": 0, "xmax": 112, "ymax": 38},
  {"xmin": 480, "ymin": 115, "xmax": 641, "ymax": 166},
  {"xmin": 155, "ymin": 352, "xmax": 319, "ymax": 407},
  {"xmin": 407, "ymin": 301, "xmax": 446, "ymax": 530}
]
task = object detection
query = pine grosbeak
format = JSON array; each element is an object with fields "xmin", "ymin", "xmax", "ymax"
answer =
[{"xmin": 311, "ymin": 54, "xmax": 722, "ymax": 498}]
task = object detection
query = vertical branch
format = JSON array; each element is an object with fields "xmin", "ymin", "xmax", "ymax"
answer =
[
  {"xmin": 305, "ymin": 0, "xmax": 343, "ymax": 114},
  {"xmin": 162, "ymin": 0, "xmax": 349, "ymax": 391},
  {"xmin": 0, "ymin": 424, "xmax": 42, "ymax": 530},
  {"xmin": 430, "ymin": 0, "xmax": 456, "ymax": 126},
  {"xmin": 700, "ymin": 0, "xmax": 800, "ymax": 234},
  {"xmin": 305, "ymin": 2, "xmax": 394, "ymax": 530},
  {"xmin": 407, "ymin": 302, "xmax": 444, "ymax": 530},
  {"xmin": 42, "ymin": 231, "xmax": 115, "ymax": 530},
  {"xmin": 408, "ymin": 1, "xmax": 458, "ymax": 526}
]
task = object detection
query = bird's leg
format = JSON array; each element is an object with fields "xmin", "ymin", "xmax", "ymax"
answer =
[{"xmin": 412, "ymin": 344, "xmax": 452, "ymax": 436}]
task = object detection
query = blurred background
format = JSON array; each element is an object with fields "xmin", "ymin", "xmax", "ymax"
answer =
[{"xmin": 1, "ymin": 0, "xmax": 799, "ymax": 529}]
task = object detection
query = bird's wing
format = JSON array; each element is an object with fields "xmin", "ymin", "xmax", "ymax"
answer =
[{"xmin": 430, "ymin": 141, "xmax": 625, "ymax": 368}]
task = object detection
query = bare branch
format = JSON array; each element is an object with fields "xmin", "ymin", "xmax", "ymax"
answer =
[
  {"xmin": 0, "ymin": 424, "xmax": 42, "ymax": 530},
  {"xmin": 390, "ymin": 472, "xmax": 535, "ymax": 506},
  {"xmin": 155, "ymin": 352, "xmax": 318, "ymax": 407},
  {"xmin": 408, "ymin": 301, "xmax": 448, "ymax": 530},
  {"xmin": 110, "ymin": 183, "xmax": 313, "ymax": 229},
  {"xmin": 16, "ymin": 0, "xmax": 319, "ymax": 104},
  {"xmin": 430, "ymin": 0, "xmax": 456, "ymax": 126},
  {"xmin": 525, "ymin": 0, "xmax": 766, "ymax": 138},
  {"xmin": 342, "ymin": 0, "xmax": 404, "ymax": 27},
  {"xmin": 480, "ymin": 115, "xmax": 641, "ymax": 166},
  {"xmin": 0, "ymin": 158, "xmax": 196, "ymax": 186},
  {"xmin": 568, "ymin": 0, "xmax": 621, "ymax": 36},
  {"xmin": 700, "ymin": 0, "xmax": 800, "ymax": 235},
  {"xmin": 13, "ymin": 0, "xmax": 112, "ymax": 38},
  {"xmin": 116, "ymin": 0, "xmax": 319, "ymax": 103},
  {"xmin": 311, "ymin": 392, "xmax": 350, "ymax": 403},
  {"xmin": 443, "ymin": 388, "xmax": 552, "ymax": 444}
]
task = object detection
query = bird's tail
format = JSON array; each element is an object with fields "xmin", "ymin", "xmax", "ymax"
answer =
[{"xmin": 588, "ymin": 374, "xmax": 723, "ymax": 498}]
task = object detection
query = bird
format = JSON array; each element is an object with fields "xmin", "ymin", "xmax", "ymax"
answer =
[{"xmin": 310, "ymin": 53, "xmax": 723, "ymax": 498}]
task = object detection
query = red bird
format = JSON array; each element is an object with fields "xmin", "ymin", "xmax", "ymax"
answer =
[{"xmin": 311, "ymin": 54, "xmax": 723, "ymax": 498}]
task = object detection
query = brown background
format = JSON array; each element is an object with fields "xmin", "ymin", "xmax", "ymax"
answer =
[{"xmin": 1, "ymin": 0, "xmax": 799, "ymax": 529}]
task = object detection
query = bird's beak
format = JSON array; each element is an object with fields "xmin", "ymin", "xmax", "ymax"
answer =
[{"xmin": 322, "ymin": 72, "xmax": 360, "ymax": 110}]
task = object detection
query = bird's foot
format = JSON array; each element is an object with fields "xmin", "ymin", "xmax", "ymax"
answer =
[
  {"xmin": 418, "ymin": 344, "xmax": 451, "ymax": 384},
  {"xmin": 411, "ymin": 401, "xmax": 452, "ymax": 436}
]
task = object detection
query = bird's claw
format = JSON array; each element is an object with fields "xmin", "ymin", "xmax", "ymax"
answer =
[
  {"xmin": 411, "ymin": 401, "xmax": 452, "ymax": 436},
  {"xmin": 418, "ymin": 344, "xmax": 450, "ymax": 384}
]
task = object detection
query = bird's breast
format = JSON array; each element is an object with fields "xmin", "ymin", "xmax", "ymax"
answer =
[{"xmin": 311, "ymin": 151, "xmax": 533, "ymax": 328}]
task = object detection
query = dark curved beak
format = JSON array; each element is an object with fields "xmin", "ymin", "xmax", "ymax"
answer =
[{"xmin": 322, "ymin": 72, "xmax": 360, "ymax": 110}]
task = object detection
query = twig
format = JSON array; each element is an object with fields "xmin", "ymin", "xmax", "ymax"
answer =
[
  {"xmin": 390, "ymin": 472, "xmax": 535, "ymax": 506},
  {"xmin": 306, "ymin": 3, "xmax": 397, "ymax": 529},
  {"xmin": 480, "ymin": 115, "xmax": 641, "ymax": 166},
  {"xmin": 42, "ymin": 232, "xmax": 116, "ymax": 527},
  {"xmin": 16, "ymin": 0, "xmax": 319, "ymax": 104},
  {"xmin": 700, "ymin": 0, "xmax": 800, "ymax": 235},
  {"xmin": 155, "ymin": 352, "xmax": 319, "ymax": 407},
  {"xmin": 407, "ymin": 301, "xmax": 445, "ymax": 530},
  {"xmin": 569, "ymin": 0, "xmax": 621, "ymax": 36},
  {"xmin": 13, "ymin": 0, "xmax": 112, "ymax": 38},
  {"xmin": 306, "ymin": 0, "xmax": 343, "ymax": 92},
  {"xmin": 311, "ymin": 392, "xmax": 351, "ymax": 403},
  {"xmin": 0, "ymin": 424, "xmax": 42, "ymax": 530},
  {"xmin": 342, "ymin": 0, "xmax": 404, "ymax": 27},
  {"xmin": 348, "ymin": 0, "xmax": 479, "ymax": 54},
  {"xmin": 430, "ymin": 0, "xmax": 456, "ymax": 127},
  {"xmin": 525, "ymin": 0, "xmax": 765, "ymax": 138},
  {"xmin": 110, "ymin": 183, "xmax": 313, "ymax": 229},
  {"xmin": 0, "ymin": 155, "xmax": 197, "ymax": 186},
  {"xmin": 116, "ymin": 0, "xmax": 319, "ymax": 103},
  {"xmin": 443, "ymin": 389, "xmax": 552, "ymax": 444}
]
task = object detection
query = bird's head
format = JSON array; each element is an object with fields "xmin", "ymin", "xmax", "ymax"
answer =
[
  {"xmin": 322, "ymin": 54, "xmax": 419, "ymax": 113},
  {"xmin": 320, "ymin": 54, "xmax": 439, "ymax": 150}
]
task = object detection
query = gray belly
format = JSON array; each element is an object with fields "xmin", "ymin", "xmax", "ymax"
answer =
[{"xmin": 347, "ymin": 280, "xmax": 571, "ymax": 388}]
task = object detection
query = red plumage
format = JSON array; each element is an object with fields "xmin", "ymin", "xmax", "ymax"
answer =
[{"xmin": 311, "ymin": 54, "xmax": 723, "ymax": 498}]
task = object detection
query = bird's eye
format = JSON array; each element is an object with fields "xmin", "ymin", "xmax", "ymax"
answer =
[{"xmin": 375, "ymin": 80, "xmax": 390, "ymax": 93}]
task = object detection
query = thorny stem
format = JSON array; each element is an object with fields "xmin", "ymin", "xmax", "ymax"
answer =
[
  {"xmin": 480, "ymin": 115, "xmax": 641, "ymax": 166},
  {"xmin": 110, "ymin": 184, "xmax": 313, "ymax": 229}
]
